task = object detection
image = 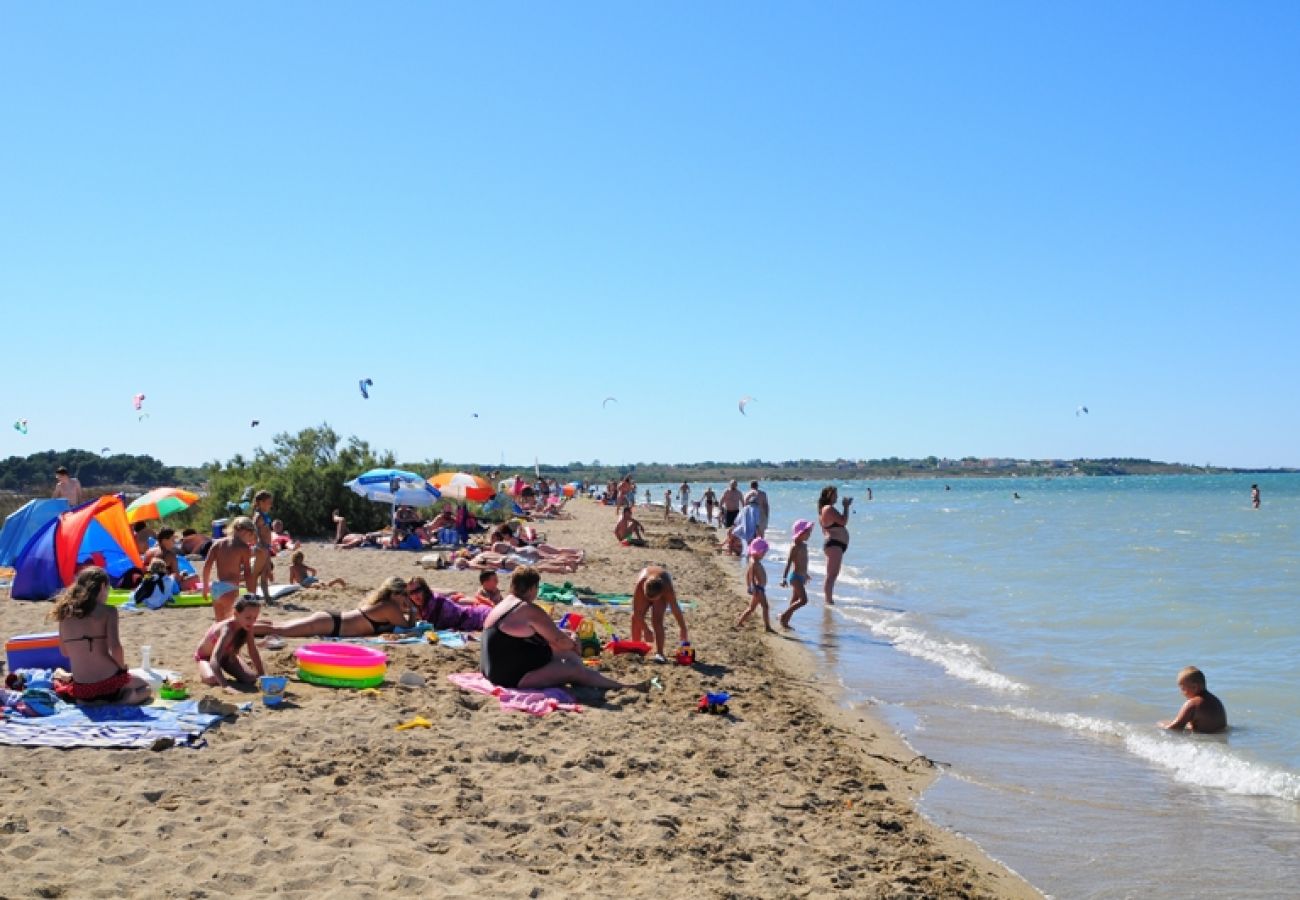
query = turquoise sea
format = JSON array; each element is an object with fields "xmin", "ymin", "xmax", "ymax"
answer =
[{"xmin": 653, "ymin": 475, "xmax": 1300, "ymax": 899}]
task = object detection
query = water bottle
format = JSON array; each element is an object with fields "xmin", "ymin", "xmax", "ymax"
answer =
[{"xmin": 140, "ymin": 645, "xmax": 152, "ymax": 670}]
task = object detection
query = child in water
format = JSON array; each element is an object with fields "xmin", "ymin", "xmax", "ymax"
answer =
[
  {"xmin": 1159, "ymin": 666, "xmax": 1228, "ymax": 733},
  {"xmin": 195, "ymin": 594, "xmax": 266, "ymax": 692},
  {"xmin": 736, "ymin": 538, "xmax": 775, "ymax": 633},
  {"xmin": 778, "ymin": 519, "xmax": 814, "ymax": 629},
  {"xmin": 288, "ymin": 551, "xmax": 346, "ymax": 589}
]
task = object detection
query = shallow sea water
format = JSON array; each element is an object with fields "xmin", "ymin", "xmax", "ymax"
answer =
[{"xmin": 653, "ymin": 474, "xmax": 1300, "ymax": 899}]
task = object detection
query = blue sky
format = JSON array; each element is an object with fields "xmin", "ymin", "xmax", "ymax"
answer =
[{"xmin": 3, "ymin": 3, "xmax": 1298, "ymax": 469}]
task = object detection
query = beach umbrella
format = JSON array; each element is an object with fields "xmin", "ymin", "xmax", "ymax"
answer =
[
  {"xmin": 345, "ymin": 468, "xmax": 442, "ymax": 507},
  {"xmin": 427, "ymin": 472, "xmax": 495, "ymax": 502},
  {"xmin": 126, "ymin": 487, "xmax": 201, "ymax": 524}
]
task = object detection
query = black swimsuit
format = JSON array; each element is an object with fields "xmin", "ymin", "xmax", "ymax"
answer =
[{"xmin": 481, "ymin": 601, "xmax": 553, "ymax": 688}]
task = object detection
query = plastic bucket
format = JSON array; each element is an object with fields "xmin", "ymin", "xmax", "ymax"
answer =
[{"xmin": 259, "ymin": 675, "xmax": 287, "ymax": 707}]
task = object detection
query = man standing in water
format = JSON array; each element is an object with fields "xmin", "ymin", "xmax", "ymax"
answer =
[
  {"xmin": 719, "ymin": 479, "xmax": 743, "ymax": 530},
  {"xmin": 1251, "ymin": 484, "xmax": 1261, "ymax": 509}
]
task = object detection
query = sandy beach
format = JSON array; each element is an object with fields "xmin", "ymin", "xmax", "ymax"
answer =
[{"xmin": 0, "ymin": 499, "xmax": 1037, "ymax": 899}]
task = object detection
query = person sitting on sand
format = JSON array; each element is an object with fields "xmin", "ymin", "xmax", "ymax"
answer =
[
  {"xmin": 475, "ymin": 570, "xmax": 503, "ymax": 607},
  {"xmin": 195, "ymin": 595, "xmax": 266, "ymax": 693},
  {"xmin": 480, "ymin": 567, "xmax": 650, "ymax": 692},
  {"xmin": 254, "ymin": 576, "xmax": 418, "ymax": 639},
  {"xmin": 132, "ymin": 521, "xmax": 155, "ymax": 556},
  {"xmin": 288, "ymin": 550, "xmax": 345, "ymax": 589},
  {"xmin": 270, "ymin": 519, "xmax": 299, "ymax": 553},
  {"xmin": 50, "ymin": 567, "xmax": 153, "ymax": 705},
  {"xmin": 631, "ymin": 566, "xmax": 689, "ymax": 662},
  {"xmin": 614, "ymin": 506, "xmax": 647, "ymax": 546},
  {"xmin": 202, "ymin": 516, "xmax": 257, "ymax": 621},
  {"xmin": 142, "ymin": 527, "xmax": 181, "ymax": 575},
  {"xmin": 1159, "ymin": 666, "xmax": 1228, "ymax": 734}
]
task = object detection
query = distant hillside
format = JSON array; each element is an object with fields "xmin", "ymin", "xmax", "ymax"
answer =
[
  {"xmin": 0, "ymin": 449, "xmax": 207, "ymax": 493},
  {"xmin": 440, "ymin": 456, "xmax": 1287, "ymax": 484}
]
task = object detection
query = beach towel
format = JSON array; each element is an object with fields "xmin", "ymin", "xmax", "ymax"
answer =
[
  {"xmin": 447, "ymin": 672, "xmax": 582, "ymax": 716},
  {"xmin": 0, "ymin": 698, "xmax": 227, "ymax": 750},
  {"xmin": 731, "ymin": 504, "xmax": 761, "ymax": 550},
  {"xmin": 538, "ymin": 582, "xmax": 694, "ymax": 609}
]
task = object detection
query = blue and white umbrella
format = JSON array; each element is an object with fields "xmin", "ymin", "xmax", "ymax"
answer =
[{"xmin": 345, "ymin": 468, "xmax": 442, "ymax": 507}]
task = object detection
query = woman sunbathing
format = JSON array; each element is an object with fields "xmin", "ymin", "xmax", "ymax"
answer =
[
  {"xmin": 488, "ymin": 523, "xmax": 585, "ymax": 563},
  {"xmin": 450, "ymin": 547, "xmax": 582, "ymax": 574},
  {"xmin": 254, "ymin": 576, "xmax": 417, "ymax": 639}
]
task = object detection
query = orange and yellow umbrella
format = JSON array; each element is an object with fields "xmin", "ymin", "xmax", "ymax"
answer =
[
  {"xmin": 126, "ymin": 487, "xmax": 201, "ymax": 524},
  {"xmin": 427, "ymin": 472, "xmax": 494, "ymax": 502}
]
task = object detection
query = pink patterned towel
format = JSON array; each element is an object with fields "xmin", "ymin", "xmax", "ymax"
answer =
[{"xmin": 448, "ymin": 672, "xmax": 583, "ymax": 716}]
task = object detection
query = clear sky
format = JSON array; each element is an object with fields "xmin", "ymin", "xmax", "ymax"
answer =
[{"xmin": 3, "ymin": 3, "xmax": 1298, "ymax": 470}]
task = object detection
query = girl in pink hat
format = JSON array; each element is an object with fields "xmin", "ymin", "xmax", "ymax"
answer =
[
  {"xmin": 779, "ymin": 520, "xmax": 814, "ymax": 628},
  {"xmin": 736, "ymin": 538, "xmax": 775, "ymax": 633}
]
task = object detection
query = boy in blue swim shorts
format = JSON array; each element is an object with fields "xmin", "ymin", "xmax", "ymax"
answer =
[{"xmin": 779, "ymin": 519, "xmax": 814, "ymax": 629}]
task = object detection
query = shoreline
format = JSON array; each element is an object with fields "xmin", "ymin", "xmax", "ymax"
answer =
[{"xmin": 1, "ymin": 499, "xmax": 1037, "ymax": 898}]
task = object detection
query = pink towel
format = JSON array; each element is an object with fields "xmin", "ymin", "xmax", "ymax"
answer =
[{"xmin": 448, "ymin": 672, "xmax": 582, "ymax": 716}]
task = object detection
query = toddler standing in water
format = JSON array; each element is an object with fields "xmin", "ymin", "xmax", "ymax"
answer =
[
  {"xmin": 779, "ymin": 519, "xmax": 814, "ymax": 628},
  {"xmin": 736, "ymin": 538, "xmax": 775, "ymax": 633},
  {"xmin": 195, "ymin": 595, "xmax": 266, "ymax": 692}
]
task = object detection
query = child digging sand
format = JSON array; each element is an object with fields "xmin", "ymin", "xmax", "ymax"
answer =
[
  {"xmin": 1159, "ymin": 665, "xmax": 1228, "ymax": 733},
  {"xmin": 195, "ymin": 595, "xmax": 266, "ymax": 693},
  {"xmin": 736, "ymin": 538, "xmax": 776, "ymax": 633},
  {"xmin": 779, "ymin": 519, "xmax": 814, "ymax": 628}
]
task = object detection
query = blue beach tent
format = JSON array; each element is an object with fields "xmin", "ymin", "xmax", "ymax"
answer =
[{"xmin": 0, "ymin": 498, "xmax": 69, "ymax": 567}]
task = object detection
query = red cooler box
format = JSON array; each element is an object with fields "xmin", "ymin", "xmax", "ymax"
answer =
[{"xmin": 5, "ymin": 632, "xmax": 72, "ymax": 670}]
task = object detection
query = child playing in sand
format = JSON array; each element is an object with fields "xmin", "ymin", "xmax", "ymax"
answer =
[
  {"xmin": 779, "ymin": 519, "xmax": 813, "ymax": 629},
  {"xmin": 195, "ymin": 594, "xmax": 265, "ymax": 692},
  {"xmin": 736, "ymin": 538, "xmax": 775, "ymax": 633},
  {"xmin": 475, "ymin": 571, "xmax": 503, "ymax": 607},
  {"xmin": 288, "ymin": 551, "xmax": 345, "ymax": 589},
  {"xmin": 1159, "ymin": 666, "xmax": 1228, "ymax": 733}
]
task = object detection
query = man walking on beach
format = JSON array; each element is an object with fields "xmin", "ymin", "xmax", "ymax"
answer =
[
  {"xmin": 53, "ymin": 466, "xmax": 83, "ymax": 506},
  {"xmin": 720, "ymin": 479, "xmax": 743, "ymax": 530}
]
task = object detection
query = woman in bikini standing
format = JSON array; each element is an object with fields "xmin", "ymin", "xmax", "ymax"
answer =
[
  {"xmin": 51, "ymin": 567, "xmax": 154, "ymax": 705},
  {"xmin": 254, "ymin": 576, "xmax": 417, "ymax": 639},
  {"xmin": 818, "ymin": 486, "xmax": 853, "ymax": 606}
]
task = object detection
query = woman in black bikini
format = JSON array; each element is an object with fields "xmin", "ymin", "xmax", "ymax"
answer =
[
  {"xmin": 254, "ymin": 576, "xmax": 416, "ymax": 639},
  {"xmin": 50, "ymin": 567, "xmax": 154, "ymax": 705},
  {"xmin": 481, "ymin": 567, "xmax": 650, "ymax": 692},
  {"xmin": 818, "ymin": 486, "xmax": 853, "ymax": 606}
]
